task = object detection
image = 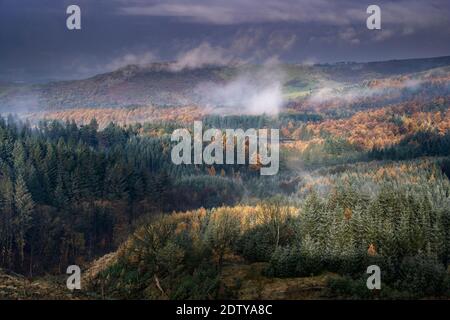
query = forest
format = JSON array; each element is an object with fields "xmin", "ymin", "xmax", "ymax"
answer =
[
  {"xmin": 1, "ymin": 57, "xmax": 450, "ymax": 300},
  {"xmin": 0, "ymin": 116, "xmax": 249, "ymax": 275},
  {"xmin": 1, "ymin": 110, "xmax": 450, "ymax": 299},
  {"xmin": 85, "ymin": 157, "xmax": 450, "ymax": 299}
]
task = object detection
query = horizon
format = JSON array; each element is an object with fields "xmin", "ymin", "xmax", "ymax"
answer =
[{"xmin": 5, "ymin": 54, "xmax": 450, "ymax": 85}]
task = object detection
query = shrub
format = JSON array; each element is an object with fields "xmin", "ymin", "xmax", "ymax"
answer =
[
  {"xmin": 295, "ymin": 253, "xmax": 324, "ymax": 277},
  {"xmin": 235, "ymin": 225, "xmax": 277, "ymax": 262},
  {"xmin": 171, "ymin": 263, "xmax": 219, "ymax": 300},
  {"xmin": 396, "ymin": 255, "xmax": 449, "ymax": 298},
  {"xmin": 265, "ymin": 246, "xmax": 324, "ymax": 277}
]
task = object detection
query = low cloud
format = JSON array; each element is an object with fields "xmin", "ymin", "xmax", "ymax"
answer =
[
  {"xmin": 306, "ymin": 77, "xmax": 426, "ymax": 106},
  {"xmin": 169, "ymin": 29, "xmax": 297, "ymax": 72},
  {"xmin": 307, "ymin": 85, "xmax": 384, "ymax": 105},
  {"xmin": 0, "ymin": 90, "xmax": 41, "ymax": 114},
  {"xmin": 169, "ymin": 42, "xmax": 237, "ymax": 71},
  {"xmin": 195, "ymin": 64, "xmax": 285, "ymax": 115},
  {"xmin": 105, "ymin": 52, "xmax": 157, "ymax": 71}
]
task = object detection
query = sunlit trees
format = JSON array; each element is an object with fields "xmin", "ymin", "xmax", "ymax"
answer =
[{"xmin": 205, "ymin": 210, "xmax": 240, "ymax": 271}]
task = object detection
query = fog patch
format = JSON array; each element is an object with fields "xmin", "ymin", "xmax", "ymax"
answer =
[
  {"xmin": 306, "ymin": 76, "xmax": 427, "ymax": 106},
  {"xmin": 169, "ymin": 42, "xmax": 239, "ymax": 72},
  {"xmin": 105, "ymin": 52, "xmax": 157, "ymax": 71},
  {"xmin": 195, "ymin": 64, "xmax": 285, "ymax": 115},
  {"xmin": 0, "ymin": 89, "xmax": 41, "ymax": 115}
]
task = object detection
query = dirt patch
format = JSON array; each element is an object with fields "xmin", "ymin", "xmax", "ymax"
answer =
[{"xmin": 220, "ymin": 262, "xmax": 331, "ymax": 299}]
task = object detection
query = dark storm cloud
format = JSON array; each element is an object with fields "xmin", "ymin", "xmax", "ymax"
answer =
[{"xmin": 0, "ymin": 0, "xmax": 449, "ymax": 82}]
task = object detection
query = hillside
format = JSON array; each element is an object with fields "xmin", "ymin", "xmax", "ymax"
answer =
[
  {"xmin": 1, "ymin": 56, "xmax": 450, "ymax": 113},
  {"xmin": 84, "ymin": 180, "xmax": 450, "ymax": 300},
  {"xmin": 0, "ymin": 55, "xmax": 450, "ymax": 300}
]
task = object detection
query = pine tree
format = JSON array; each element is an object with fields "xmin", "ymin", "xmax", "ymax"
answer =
[
  {"xmin": 0, "ymin": 167, "xmax": 15, "ymax": 268},
  {"xmin": 13, "ymin": 174, "xmax": 35, "ymax": 267},
  {"xmin": 12, "ymin": 140, "xmax": 26, "ymax": 177}
]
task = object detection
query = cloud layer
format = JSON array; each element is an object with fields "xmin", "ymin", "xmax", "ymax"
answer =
[
  {"xmin": 118, "ymin": 0, "xmax": 450, "ymax": 31},
  {"xmin": 1, "ymin": 0, "xmax": 449, "ymax": 82}
]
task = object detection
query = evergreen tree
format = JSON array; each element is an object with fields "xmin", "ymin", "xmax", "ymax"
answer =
[{"xmin": 13, "ymin": 174, "xmax": 34, "ymax": 267}]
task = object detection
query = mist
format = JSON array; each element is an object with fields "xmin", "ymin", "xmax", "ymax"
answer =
[
  {"xmin": 0, "ymin": 89, "xmax": 40, "ymax": 115},
  {"xmin": 169, "ymin": 42, "xmax": 238, "ymax": 72},
  {"xmin": 194, "ymin": 64, "xmax": 285, "ymax": 115},
  {"xmin": 306, "ymin": 76, "xmax": 427, "ymax": 106}
]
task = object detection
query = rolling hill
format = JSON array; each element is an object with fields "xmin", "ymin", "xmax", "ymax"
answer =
[{"xmin": 1, "ymin": 56, "xmax": 450, "ymax": 114}]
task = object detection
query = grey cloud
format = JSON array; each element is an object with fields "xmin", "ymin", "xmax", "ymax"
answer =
[
  {"xmin": 268, "ymin": 31, "xmax": 297, "ymax": 51},
  {"xmin": 339, "ymin": 27, "xmax": 360, "ymax": 45},
  {"xmin": 170, "ymin": 42, "xmax": 237, "ymax": 71},
  {"xmin": 117, "ymin": 0, "xmax": 450, "ymax": 31},
  {"xmin": 1, "ymin": 0, "xmax": 449, "ymax": 82},
  {"xmin": 169, "ymin": 28, "xmax": 299, "ymax": 71},
  {"xmin": 117, "ymin": 0, "xmax": 357, "ymax": 25}
]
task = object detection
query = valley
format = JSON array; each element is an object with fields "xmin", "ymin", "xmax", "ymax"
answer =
[{"xmin": 0, "ymin": 56, "xmax": 450, "ymax": 300}]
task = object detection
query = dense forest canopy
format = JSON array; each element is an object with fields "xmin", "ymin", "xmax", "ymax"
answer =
[{"xmin": 1, "ymin": 56, "xmax": 450, "ymax": 299}]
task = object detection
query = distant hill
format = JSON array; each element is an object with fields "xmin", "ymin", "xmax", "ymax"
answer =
[
  {"xmin": 1, "ymin": 56, "xmax": 450, "ymax": 113},
  {"xmin": 316, "ymin": 55, "xmax": 450, "ymax": 82}
]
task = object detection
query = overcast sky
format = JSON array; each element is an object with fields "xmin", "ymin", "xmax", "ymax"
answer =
[{"xmin": 1, "ymin": 0, "xmax": 449, "ymax": 82}]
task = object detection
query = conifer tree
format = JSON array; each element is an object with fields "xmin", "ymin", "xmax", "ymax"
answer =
[{"xmin": 13, "ymin": 174, "xmax": 34, "ymax": 267}]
